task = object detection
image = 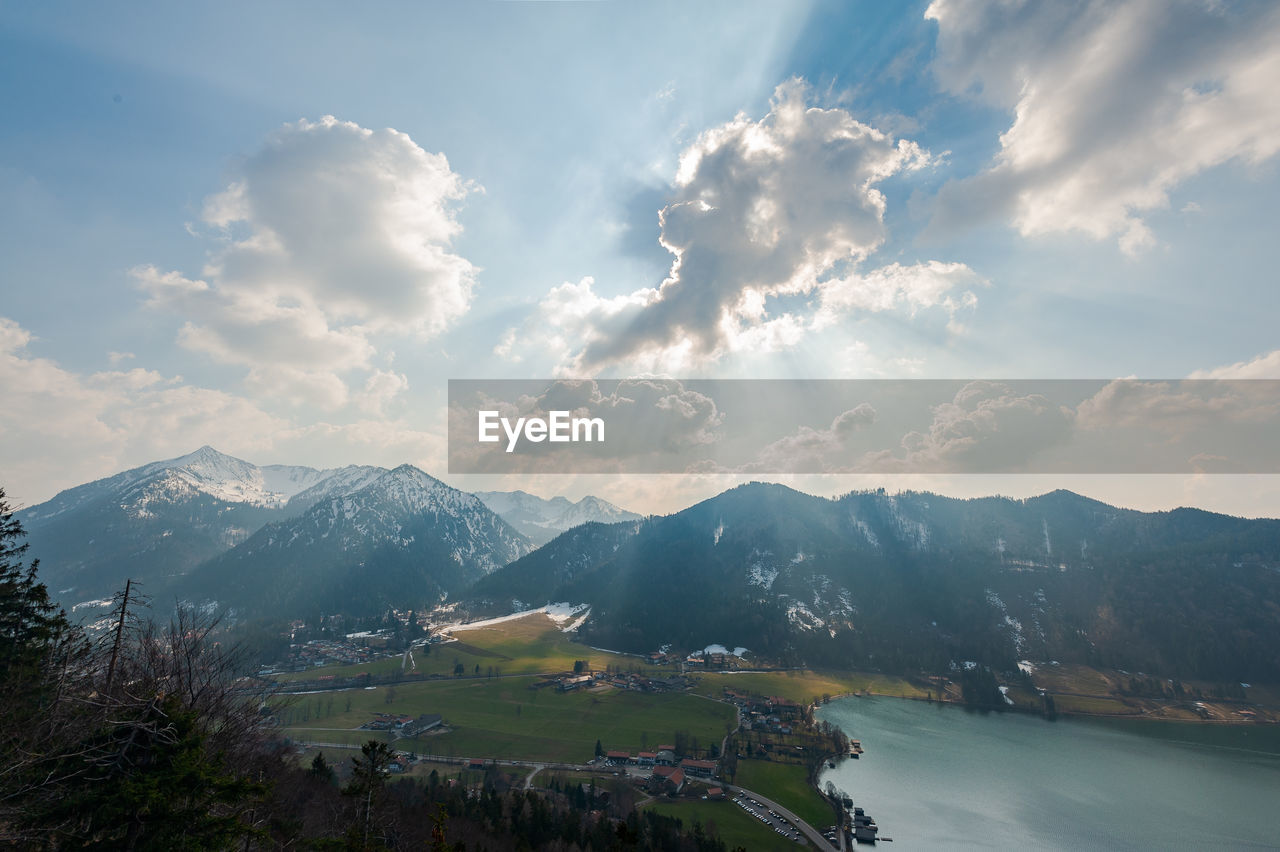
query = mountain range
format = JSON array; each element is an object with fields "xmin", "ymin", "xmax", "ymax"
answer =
[
  {"xmin": 15, "ymin": 447, "xmax": 635, "ymax": 610},
  {"xmin": 470, "ymin": 484, "xmax": 1280, "ymax": 682},
  {"xmin": 474, "ymin": 490, "xmax": 642, "ymax": 545},
  {"xmin": 13, "ymin": 448, "xmax": 1280, "ymax": 683}
]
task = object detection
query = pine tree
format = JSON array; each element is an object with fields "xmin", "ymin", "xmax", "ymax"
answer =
[
  {"xmin": 0, "ymin": 488, "xmax": 79, "ymax": 700},
  {"xmin": 346, "ymin": 739, "xmax": 396, "ymax": 848},
  {"xmin": 0, "ymin": 488, "xmax": 93, "ymax": 842},
  {"xmin": 311, "ymin": 751, "xmax": 335, "ymax": 781}
]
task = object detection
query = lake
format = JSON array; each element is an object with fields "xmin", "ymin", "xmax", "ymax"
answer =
[{"xmin": 816, "ymin": 696, "xmax": 1280, "ymax": 849}]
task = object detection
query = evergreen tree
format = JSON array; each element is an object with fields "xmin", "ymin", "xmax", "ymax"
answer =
[
  {"xmin": 0, "ymin": 489, "xmax": 93, "ymax": 843},
  {"xmin": 32, "ymin": 695, "xmax": 263, "ymax": 850},
  {"xmin": 346, "ymin": 739, "xmax": 396, "ymax": 848},
  {"xmin": 0, "ymin": 487, "xmax": 81, "ymax": 710},
  {"xmin": 310, "ymin": 751, "xmax": 335, "ymax": 782}
]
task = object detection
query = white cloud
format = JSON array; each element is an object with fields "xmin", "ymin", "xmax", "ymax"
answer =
[
  {"xmin": 1189, "ymin": 348, "xmax": 1280, "ymax": 379},
  {"xmin": 0, "ymin": 316, "xmax": 450, "ymax": 505},
  {"xmin": 501, "ymin": 80, "xmax": 971, "ymax": 372},
  {"xmin": 138, "ymin": 116, "xmax": 477, "ymax": 403},
  {"xmin": 356, "ymin": 369, "xmax": 410, "ymax": 417},
  {"xmin": 748, "ymin": 404, "xmax": 878, "ymax": 472},
  {"xmin": 836, "ymin": 340, "xmax": 926, "ymax": 378},
  {"xmin": 0, "ymin": 317, "xmax": 288, "ymax": 504},
  {"xmin": 277, "ymin": 418, "xmax": 444, "ymax": 472},
  {"xmin": 865, "ymin": 382, "xmax": 1077, "ymax": 473},
  {"xmin": 814, "ymin": 261, "xmax": 983, "ymax": 332},
  {"xmin": 927, "ymin": 0, "xmax": 1280, "ymax": 254},
  {"xmin": 1076, "ymin": 378, "xmax": 1280, "ymax": 430}
]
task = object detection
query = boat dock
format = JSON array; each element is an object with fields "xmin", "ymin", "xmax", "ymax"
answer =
[{"xmin": 827, "ymin": 743, "xmax": 889, "ymax": 845}]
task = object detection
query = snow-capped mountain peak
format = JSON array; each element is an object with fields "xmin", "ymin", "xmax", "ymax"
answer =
[
  {"xmin": 286, "ymin": 464, "xmax": 389, "ymax": 510},
  {"xmin": 474, "ymin": 489, "xmax": 642, "ymax": 545},
  {"xmin": 125, "ymin": 446, "xmax": 356, "ymax": 510},
  {"xmin": 355, "ymin": 465, "xmax": 482, "ymax": 516}
]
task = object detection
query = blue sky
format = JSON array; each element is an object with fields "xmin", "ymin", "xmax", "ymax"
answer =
[{"xmin": 3, "ymin": 0, "xmax": 1280, "ymax": 516}]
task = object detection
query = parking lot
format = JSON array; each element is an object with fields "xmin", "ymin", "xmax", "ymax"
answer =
[{"xmin": 731, "ymin": 792, "xmax": 804, "ymax": 844}]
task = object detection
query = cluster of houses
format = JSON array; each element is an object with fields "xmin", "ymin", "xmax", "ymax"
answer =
[
  {"xmin": 533, "ymin": 670, "xmax": 693, "ymax": 694},
  {"xmin": 359, "ymin": 712, "xmax": 443, "ymax": 737},
  {"xmin": 261, "ymin": 637, "xmax": 383, "ymax": 675},
  {"xmin": 597, "ymin": 746, "xmax": 719, "ymax": 796},
  {"xmin": 645, "ymin": 757, "xmax": 717, "ymax": 795},
  {"xmin": 722, "ymin": 690, "xmax": 804, "ymax": 734},
  {"xmin": 644, "ymin": 649, "xmax": 746, "ymax": 670},
  {"xmin": 606, "ymin": 671, "xmax": 691, "ymax": 692},
  {"xmin": 682, "ymin": 650, "xmax": 740, "ymax": 668}
]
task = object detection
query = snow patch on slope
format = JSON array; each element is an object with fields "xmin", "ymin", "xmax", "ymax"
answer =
[
  {"xmin": 746, "ymin": 549, "xmax": 778, "ymax": 590},
  {"xmin": 986, "ymin": 588, "xmax": 1026, "ymax": 653},
  {"xmin": 441, "ymin": 602, "xmax": 590, "ymax": 634}
]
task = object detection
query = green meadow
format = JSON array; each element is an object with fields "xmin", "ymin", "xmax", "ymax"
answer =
[
  {"xmin": 280, "ymin": 674, "xmax": 736, "ymax": 764},
  {"xmin": 731, "ymin": 759, "xmax": 833, "ymax": 828},
  {"xmin": 693, "ymin": 669, "xmax": 927, "ymax": 704}
]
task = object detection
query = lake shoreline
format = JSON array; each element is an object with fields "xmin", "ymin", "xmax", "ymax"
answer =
[{"xmin": 810, "ymin": 677, "xmax": 1279, "ymax": 726}]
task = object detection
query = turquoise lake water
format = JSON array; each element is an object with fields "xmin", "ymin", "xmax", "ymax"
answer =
[{"xmin": 816, "ymin": 696, "xmax": 1280, "ymax": 850}]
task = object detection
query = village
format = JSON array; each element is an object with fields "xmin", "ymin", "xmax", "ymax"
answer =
[{"xmin": 263, "ymin": 610, "xmax": 891, "ymax": 848}]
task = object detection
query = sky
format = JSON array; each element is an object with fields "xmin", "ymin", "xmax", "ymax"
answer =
[{"xmin": 3, "ymin": 0, "xmax": 1280, "ymax": 518}]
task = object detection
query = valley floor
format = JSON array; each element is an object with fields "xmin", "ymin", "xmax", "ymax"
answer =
[{"xmin": 272, "ymin": 612, "xmax": 1278, "ymax": 852}]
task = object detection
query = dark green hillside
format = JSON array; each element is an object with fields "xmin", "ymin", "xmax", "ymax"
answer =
[
  {"xmin": 176, "ymin": 466, "xmax": 531, "ymax": 618},
  {"xmin": 468, "ymin": 484, "xmax": 1280, "ymax": 682}
]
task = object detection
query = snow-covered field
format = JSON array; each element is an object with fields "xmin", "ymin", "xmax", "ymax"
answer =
[{"xmin": 440, "ymin": 601, "xmax": 590, "ymax": 634}]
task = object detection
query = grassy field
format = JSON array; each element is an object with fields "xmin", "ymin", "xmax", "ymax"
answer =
[
  {"xmin": 445, "ymin": 616, "xmax": 605, "ymax": 674},
  {"xmin": 280, "ymin": 614, "xmax": 667, "ymax": 683},
  {"xmin": 287, "ymin": 727, "xmax": 393, "ymax": 747},
  {"xmin": 694, "ymin": 669, "xmax": 928, "ymax": 704},
  {"xmin": 280, "ymin": 674, "xmax": 736, "ymax": 764},
  {"xmin": 648, "ymin": 799, "xmax": 797, "ymax": 851},
  {"xmin": 730, "ymin": 759, "xmax": 832, "ymax": 828}
]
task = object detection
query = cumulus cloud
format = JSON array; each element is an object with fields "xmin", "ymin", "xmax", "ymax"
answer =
[
  {"xmin": 1072, "ymin": 378, "xmax": 1280, "ymax": 471},
  {"xmin": 356, "ymin": 369, "xmax": 411, "ymax": 417},
  {"xmin": 748, "ymin": 404, "xmax": 878, "ymax": 472},
  {"xmin": 1189, "ymin": 348, "xmax": 1280, "ymax": 379},
  {"xmin": 927, "ymin": 0, "xmax": 1280, "ymax": 254},
  {"xmin": 0, "ymin": 316, "xmax": 449, "ymax": 505},
  {"xmin": 1076, "ymin": 378, "xmax": 1280, "ymax": 431},
  {"xmin": 0, "ymin": 317, "xmax": 288, "ymax": 503},
  {"xmin": 501, "ymin": 80, "xmax": 975, "ymax": 372},
  {"xmin": 138, "ymin": 116, "xmax": 477, "ymax": 405},
  {"xmin": 866, "ymin": 382, "xmax": 1076, "ymax": 473},
  {"xmin": 813, "ymin": 261, "xmax": 983, "ymax": 332}
]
